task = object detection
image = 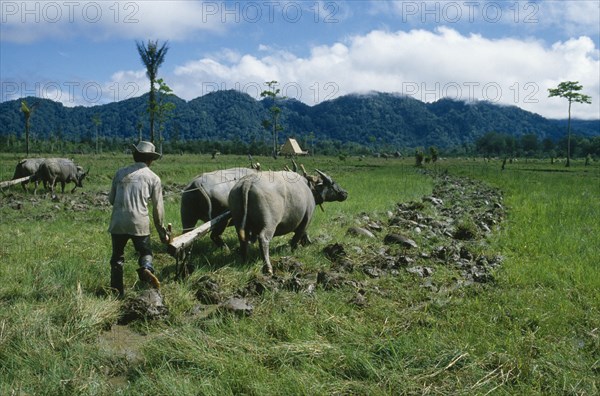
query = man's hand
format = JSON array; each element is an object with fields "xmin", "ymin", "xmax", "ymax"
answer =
[{"xmin": 159, "ymin": 224, "xmax": 172, "ymax": 244}]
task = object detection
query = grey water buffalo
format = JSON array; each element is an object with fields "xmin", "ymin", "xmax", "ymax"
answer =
[
  {"xmin": 180, "ymin": 167, "xmax": 258, "ymax": 248},
  {"xmin": 228, "ymin": 169, "xmax": 348, "ymax": 274},
  {"xmin": 12, "ymin": 158, "xmax": 45, "ymax": 191},
  {"xmin": 34, "ymin": 158, "xmax": 88, "ymax": 196}
]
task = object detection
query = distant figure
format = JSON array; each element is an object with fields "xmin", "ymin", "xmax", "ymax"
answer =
[{"xmin": 107, "ymin": 141, "xmax": 170, "ymax": 297}]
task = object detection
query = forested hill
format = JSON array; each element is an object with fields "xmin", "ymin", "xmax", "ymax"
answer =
[{"xmin": 1, "ymin": 90, "xmax": 598, "ymax": 149}]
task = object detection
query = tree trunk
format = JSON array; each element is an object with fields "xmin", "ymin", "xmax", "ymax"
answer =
[
  {"xmin": 149, "ymin": 80, "xmax": 156, "ymax": 144},
  {"xmin": 25, "ymin": 118, "xmax": 30, "ymax": 156},
  {"xmin": 272, "ymin": 123, "xmax": 277, "ymax": 158},
  {"xmin": 566, "ymin": 100, "xmax": 572, "ymax": 167}
]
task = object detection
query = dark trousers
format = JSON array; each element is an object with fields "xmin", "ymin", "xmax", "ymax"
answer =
[
  {"xmin": 110, "ymin": 233, "xmax": 154, "ymax": 269},
  {"xmin": 109, "ymin": 234, "xmax": 155, "ymax": 295}
]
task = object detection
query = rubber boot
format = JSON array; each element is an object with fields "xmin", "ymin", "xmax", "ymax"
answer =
[
  {"xmin": 137, "ymin": 267, "xmax": 160, "ymax": 289},
  {"xmin": 110, "ymin": 262, "xmax": 124, "ymax": 297},
  {"xmin": 137, "ymin": 255, "xmax": 160, "ymax": 289}
]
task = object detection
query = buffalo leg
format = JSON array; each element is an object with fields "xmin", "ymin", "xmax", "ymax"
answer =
[
  {"xmin": 181, "ymin": 216, "xmax": 199, "ymax": 234},
  {"xmin": 300, "ymin": 233, "xmax": 312, "ymax": 246},
  {"xmin": 258, "ymin": 230, "xmax": 275, "ymax": 275},
  {"xmin": 290, "ymin": 215, "xmax": 311, "ymax": 250},
  {"xmin": 291, "ymin": 231, "xmax": 311, "ymax": 249},
  {"xmin": 50, "ymin": 178, "xmax": 57, "ymax": 197},
  {"xmin": 240, "ymin": 238, "xmax": 248, "ymax": 262},
  {"xmin": 210, "ymin": 219, "xmax": 230, "ymax": 251},
  {"xmin": 236, "ymin": 225, "xmax": 250, "ymax": 264},
  {"xmin": 290, "ymin": 231, "xmax": 303, "ymax": 250}
]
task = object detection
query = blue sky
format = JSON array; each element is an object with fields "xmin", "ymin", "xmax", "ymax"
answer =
[{"xmin": 1, "ymin": 0, "xmax": 599, "ymax": 119}]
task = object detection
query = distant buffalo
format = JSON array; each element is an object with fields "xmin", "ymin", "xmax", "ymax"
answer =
[
  {"xmin": 180, "ymin": 167, "xmax": 258, "ymax": 249},
  {"xmin": 34, "ymin": 158, "xmax": 88, "ymax": 197},
  {"xmin": 12, "ymin": 158, "xmax": 45, "ymax": 191},
  {"xmin": 229, "ymin": 169, "xmax": 348, "ymax": 274}
]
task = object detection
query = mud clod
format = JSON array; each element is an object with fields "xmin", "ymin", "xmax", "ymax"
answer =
[
  {"xmin": 219, "ymin": 297, "xmax": 253, "ymax": 317},
  {"xmin": 347, "ymin": 226, "xmax": 376, "ymax": 238},
  {"xmin": 119, "ymin": 289, "xmax": 168, "ymax": 324},
  {"xmin": 323, "ymin": 243, "xmax": 347, "ymax": 261},
  {"xmin": 384, "ymin": 233, "xmax": 418, "ymax": 249},
  {"xmin": 194, "ymin": 276, "xmax": 223, "ymax": 305},
  {"xmin": 407, "ymin": 266, "xmax": 435, "ymax": 277}
]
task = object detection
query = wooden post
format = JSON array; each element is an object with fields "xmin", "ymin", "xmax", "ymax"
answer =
[
  {"xmin": 0, "ymin": 176, "xmax": 31, "ymax": 189},
  {"xmin": 167, "ymin": 211, "xmax": 231, "ymax": 257}
]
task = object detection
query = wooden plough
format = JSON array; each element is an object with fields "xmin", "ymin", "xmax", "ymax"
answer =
[
  {"xmin": 167, "ymin": 211, "xmax": 231, "ymax": 278},
  {"xmin": 0, "ymin": 176, "xmax": 31, "ymax": 189}
]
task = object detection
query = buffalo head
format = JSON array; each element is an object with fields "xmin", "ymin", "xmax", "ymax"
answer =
[
  {"xmin": 76, "ymin": 166, "xmax": 89, "ymax": 188},
  {"xmin": 312, "ymin": 169, "xmax": 348, "ymax": 204}
]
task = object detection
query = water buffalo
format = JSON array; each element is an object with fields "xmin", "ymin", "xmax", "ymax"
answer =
[
  {"xmin": 228, "ymin": 169, "xmax": 348, "ymax": 274},
  {"xmin": 180, "ymin": 167, "xmax": 258, "ymax": 248},
  {"xmin": 34, "ymin": 158, "xmax": 88, "ymax": 197},
  {"xmin": 12, "ymin": 158, "xmax": 45, "ymax": 191}
]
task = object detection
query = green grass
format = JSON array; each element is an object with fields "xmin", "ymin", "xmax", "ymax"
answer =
[{"xmin": 0, "ymin": 153, "xmax": 598, "ymax": 395}]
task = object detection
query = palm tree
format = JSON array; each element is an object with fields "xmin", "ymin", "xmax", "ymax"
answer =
[
  {"xmin": 136, "ymin": 40, "xmax": 169, "ymax": 143},
  {"xmin": 548, "ymin": 81, "xmax": 592, "ymax": 167}
]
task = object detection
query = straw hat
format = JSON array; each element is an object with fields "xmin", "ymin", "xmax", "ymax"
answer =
[{"xmin": 132, "ymin": 141, "xmax": 161, "ymax": 161}]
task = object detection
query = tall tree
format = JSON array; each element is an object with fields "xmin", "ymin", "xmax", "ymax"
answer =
[
  {"xmin": 20, "ymin": 100, "xmax": 39, "ymax": 156},
  {"xmin": 136, "ymin": 39, "xmax": 169, "ymax": 144},
  {"xmin": 92, "ymin": 114, "xmax": 102, "ymax": 154},
  {"xmin": 136, "ymin": 120, "xmax": 144, "ymax": 143},
  {"xmin": 155, "ymin": 78, "xmax": 176, "ymax": 155},
  {"xmin": 548, "ymin": 81, "xmax": 592, "ymax": 167},
  {"xmin": 260, "ymin": 81, "xmax": 284, "ymax": 158}
]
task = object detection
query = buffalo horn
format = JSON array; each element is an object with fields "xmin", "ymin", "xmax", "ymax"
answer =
[
  {"xmin": 315, "ymin": 169, "xmax": 332, "ymax": 184},
  {"xmin": 300, "ymin": 164, "xmax": 308, "ymax": 177}
]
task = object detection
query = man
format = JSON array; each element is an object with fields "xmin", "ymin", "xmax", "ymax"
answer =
[{"xmin": 108, "ymin": 141, "xmax": 170, "ymax": 296}]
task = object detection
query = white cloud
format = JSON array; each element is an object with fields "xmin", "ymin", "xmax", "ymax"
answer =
[
  {"xmin": 29, "ymin": 69, "xmax": 148, "ymax": 107},
  {"xmin": 166, "ymin": 27, "xmax": 599, "ymax": 119},
  {"xmin": 370, "ymin": 1, "xmax": 600, "ymax": 39},
  {"xmin": 543, "ymin": 1, "xmax": 600, "ymax": 38},
  {"xmin": 0, "ymin": 1, "xmax": 226, "ymax": 43},
  {"xmin": 0, "ymin": 0, "xmax": 357, "ymax": 43}
]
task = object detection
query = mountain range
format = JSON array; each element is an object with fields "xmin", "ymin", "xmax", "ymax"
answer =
[{"xmin": 0, "ymin": 90, "xmax": 598, "ymax": 150}]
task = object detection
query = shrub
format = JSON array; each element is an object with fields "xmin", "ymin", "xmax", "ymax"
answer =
[{"xmin": 415, "ymin": 150, "xmax": 424, "ymax": 167}]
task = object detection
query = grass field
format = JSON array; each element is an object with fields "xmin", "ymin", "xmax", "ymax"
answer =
[{"xmin": 0, "ymin": 153, "xmax": 598, "ymax": 395}]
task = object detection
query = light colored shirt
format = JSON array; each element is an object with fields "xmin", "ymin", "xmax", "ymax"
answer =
[{"xmin": 108, "ymin": 162, "xmax": 166, "ymax": 237}]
